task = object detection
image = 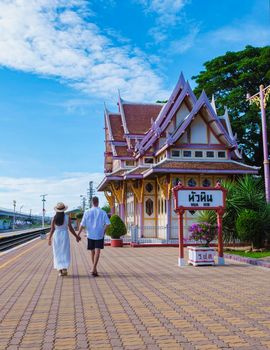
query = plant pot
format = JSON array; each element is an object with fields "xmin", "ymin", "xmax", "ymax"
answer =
[
  {"xmin": 111, "ymin": 238, "xmax": 123, "ymax": 247},
  {"xmin": 188, "ymin": 246, "xmax": 215, "ymax": 266}
]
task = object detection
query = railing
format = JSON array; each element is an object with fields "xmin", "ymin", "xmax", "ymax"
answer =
[
  {"xmin": 105, "ymin": 225, "xmax": 242, "ymax": 245},
  {"xmin": 129, "ymin": 225, "xmax": 190, "ymax": 243}
]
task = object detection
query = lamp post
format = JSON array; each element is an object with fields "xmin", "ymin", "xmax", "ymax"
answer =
[
  {"xmin": 13, "ymin": 200, "xmax": 16, "ymax": 230},
  {"xmin": 40, "ymin": 194, "xmax": 48, "ymax": 228},
  {"xmin": 247, "ymin": 84, "xmax": 270, "ymax": 203},
  {"xmin": 20, "ymin": 205, "xmax": 24, "ymax": 214}
]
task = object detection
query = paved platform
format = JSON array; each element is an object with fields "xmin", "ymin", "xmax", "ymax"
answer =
[{"xmin": 1, "ymin": 238, "xmax": 270, "ymax": 350}]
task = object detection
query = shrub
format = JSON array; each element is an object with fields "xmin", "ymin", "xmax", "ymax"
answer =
[
  {"xmin": 106, "ymin": 214, "xmax": 127, "ymax": 239},
  {"xmin": 189, "ymin": 222, "xmax": 217, "ymax": 247},
  {"xmin": 236, "ymin": 209, "xmax": 268, "ymax": 249}
]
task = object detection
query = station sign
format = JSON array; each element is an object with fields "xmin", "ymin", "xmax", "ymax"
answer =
[
  {"xmin": 177, "ymin": 189, "xmax": 223, "ymax": 209},
  {"xmin": 173, "ymin": 183, "xmax": 226, "ymax": 211}
]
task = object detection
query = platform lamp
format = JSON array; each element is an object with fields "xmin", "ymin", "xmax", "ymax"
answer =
[
  {"xmin": 40, "ymin": 194, "xmax": 48, "ymax": 228},
  {"xmin": 13, "ymin": 200, "xmax": 16, "ymax": 230},
  {"xmin": 247, "ymin": 84, "xmax": 270, "ymax": 203}
]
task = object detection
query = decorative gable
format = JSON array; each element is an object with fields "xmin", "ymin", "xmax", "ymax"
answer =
[
  {"xmin": 190, "ymin": 116, "xmax": 207, "ymax": 144},
  {"xmin": 209, "ymin": 129, "xmax": 220, "ymax": 144},
  {"xmin": 176, "ymin": 102, "xmax": 190, "ymax": 127}
]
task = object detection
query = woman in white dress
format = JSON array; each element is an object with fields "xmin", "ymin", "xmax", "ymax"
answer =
[{"xmin": 48, "ymin": 202, "xmax": 81, "ymax": 276}]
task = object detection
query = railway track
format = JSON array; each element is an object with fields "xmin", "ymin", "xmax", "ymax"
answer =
[{"xmin": 0, "ymin": 228, "xmax": 50, "ymax": 252}]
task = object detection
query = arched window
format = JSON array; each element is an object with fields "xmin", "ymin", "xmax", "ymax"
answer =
[
  {"xmin": 188, "ymin": 178, "xmax": 197, "ymax": 187},
  {"xmin": 145, "ymin": 198, "xmax": 154, "ymax": 216}
]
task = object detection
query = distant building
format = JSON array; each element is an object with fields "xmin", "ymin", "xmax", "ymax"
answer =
[{"xmin": 97, "ymin": 73, "xmax": 258, "ymax": 241}]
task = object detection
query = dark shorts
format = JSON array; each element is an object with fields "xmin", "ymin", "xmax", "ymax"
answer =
[{"xmin": 87, "ymin": 238, "xmax": 104, "ymax": 250}]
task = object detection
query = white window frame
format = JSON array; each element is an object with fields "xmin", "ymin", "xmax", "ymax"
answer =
[
  {"xmin": 217, "ymin": 151, "xmax": 226, "ymax": 158},
  {"xmin": 171, "ymin": 149, "xmax": 181, "ymax": 158}
]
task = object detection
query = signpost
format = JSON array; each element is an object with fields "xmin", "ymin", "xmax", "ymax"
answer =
[{"xmin": 172, "ymin": 182, "xmax": 227, "ymax": 267}]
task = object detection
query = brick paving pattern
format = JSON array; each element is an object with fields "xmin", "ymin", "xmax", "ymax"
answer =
[{"xmin": 1, "ymin": 238, "xmax": 270, "ymax": 349}]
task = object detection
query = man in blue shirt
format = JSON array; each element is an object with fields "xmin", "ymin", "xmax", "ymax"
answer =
[{"xmin": 78, "ymin": 196, "xmax": 110, "ymax": 276}]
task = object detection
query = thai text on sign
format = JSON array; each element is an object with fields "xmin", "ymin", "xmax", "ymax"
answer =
[{"xmin": 177, "ymin": 190, "xmax": 223, "ymax": 208}]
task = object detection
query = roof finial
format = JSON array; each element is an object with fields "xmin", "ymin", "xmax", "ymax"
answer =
[{"xmin": 211, "ymin": 95, "xmax": 217, "ymax": 113}]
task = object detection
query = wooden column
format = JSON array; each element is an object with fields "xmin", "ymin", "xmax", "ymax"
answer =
[
  {"xmin": 110, "ymin": 182, "xmax": 126, "ymax": 222},
  {"xmin": 104, "ymin": 191, "xmax": 115, "ymax": 215},
  {"xmin": 217, "ymin": 207, "xmax": 225, "ymax": 265},
  {"xmin": 178, "ymin": 209, "xmax": 185, "ymax": 266}
]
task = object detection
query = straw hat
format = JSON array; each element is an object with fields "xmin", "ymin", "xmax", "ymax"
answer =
[{"xmin": 54, "ymin": 202, "xmax": 68, "ymax": 212}]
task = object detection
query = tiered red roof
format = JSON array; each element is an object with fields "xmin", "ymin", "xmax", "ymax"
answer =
[
  {"xmin": 122, "ymin": 103, "xmax": 163, "ymax": 135},
  {"xmin": 100, "ymin": 72, "xmax": 259, "ymax": 185}
]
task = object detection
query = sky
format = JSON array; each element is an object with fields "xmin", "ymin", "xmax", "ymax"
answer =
[{"xmin": 0, "ymin": 0, "xmax": 269, "ymax": 216}]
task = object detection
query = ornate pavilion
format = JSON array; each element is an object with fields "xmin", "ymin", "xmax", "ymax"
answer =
[{"xmin": 97, "ymin": 73, "xmax": 258, "ymax": 241}]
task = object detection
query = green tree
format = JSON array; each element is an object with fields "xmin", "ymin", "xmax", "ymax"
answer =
[
  {"xmin": 101, "ymin": 203, "xmax": 111, "ymax": 214},
  {"xmin": 192, "ymin": 45, "xmax": 270, "ymax": 168}
]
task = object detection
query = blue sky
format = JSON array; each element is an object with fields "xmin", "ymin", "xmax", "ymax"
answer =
[{"xmin": 0, "ymin": 0, "xmax": 269, "ymax": 215}]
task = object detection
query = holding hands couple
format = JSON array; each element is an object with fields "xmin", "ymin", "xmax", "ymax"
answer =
[{"xmin": 48, "ymin": 197, "xmax": 110, "ymax": 278}]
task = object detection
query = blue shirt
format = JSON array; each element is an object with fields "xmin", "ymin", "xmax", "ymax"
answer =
[{"xmin": 81, "ymin": 207, "xmax": 110, "ymax": 240}]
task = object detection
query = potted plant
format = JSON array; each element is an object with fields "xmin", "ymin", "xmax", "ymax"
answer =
[
  {"xmin": 106, "ymin": 214, "xmax": 127, "ymax": 247},
  {"xmin": 187, "ymin": 222, "xmax": 217, "ymax": 266}
]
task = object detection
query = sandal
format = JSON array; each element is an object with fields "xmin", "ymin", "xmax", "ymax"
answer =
[
  {"xmin": 62, "ymin": 269, "xmax": 68, "ymax": 276},
  {"xmin": 92, "ymin": 271, "xmax": 99, "ymax": 277},
  {"xmin": 59, "ymin": 270, "xmax": 63, "ymax": 276}
]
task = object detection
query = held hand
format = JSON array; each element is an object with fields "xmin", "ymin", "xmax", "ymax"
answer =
[
  {"xmin": 48, "ymin": 238, "xmax": 52, "ymax": 246},
  {"xmin": 76, "ymin": 235, "xmax": 81, "ymax": 242}
]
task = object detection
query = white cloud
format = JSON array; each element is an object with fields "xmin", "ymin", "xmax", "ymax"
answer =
[
  {"xmin": 0, "ymin": 0, "xmax": 169, "ymax": 101},
  {"xmin": 0, "ymin": 172, "xmax": 105, "ymax": 216},
  {"xmin": 205, "ymin": 22, "xmax": 270, "ymax": 47},
  {"xmin": 136, "ymin": 0, "xmax": 191, "ymax": 44},
  {"xmin": 137, "ymin": 0, "xmax": 187, "ymax": 25}
]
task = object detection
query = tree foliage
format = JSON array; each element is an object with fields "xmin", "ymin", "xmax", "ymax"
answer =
[
  {"xmin": 192, "ymin": 45, "xmax": 270, "ymax": 168},
  {"xmin": 236, "ymin": 209, "xmax": 266, "ymax": 249},
  {"xmin": 101, "ymin": 203, "xmax": 111, "ymax": 214}
]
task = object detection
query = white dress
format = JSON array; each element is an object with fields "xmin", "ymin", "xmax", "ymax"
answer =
[{"xmin": 52, "ymin": 215, "xmax": 71, "ymax": 270}]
